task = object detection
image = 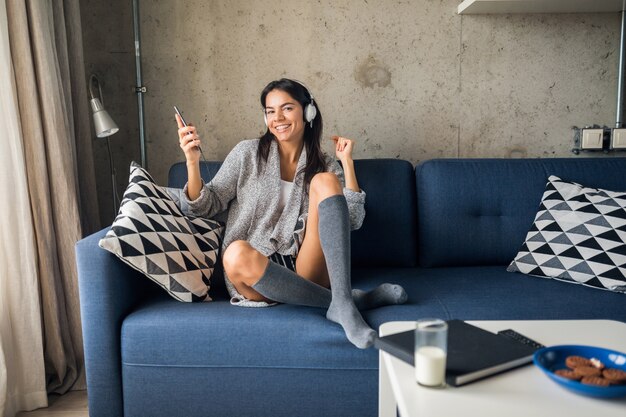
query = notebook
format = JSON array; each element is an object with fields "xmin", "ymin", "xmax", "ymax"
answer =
[{"xmin": 374, "ymin": 320, "xmax": 540, "ymax": 386}]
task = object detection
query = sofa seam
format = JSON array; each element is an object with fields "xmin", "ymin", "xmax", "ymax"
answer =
[{"xmin": 122, "ymin": 362, "xmax": 377, "ymax": 371}]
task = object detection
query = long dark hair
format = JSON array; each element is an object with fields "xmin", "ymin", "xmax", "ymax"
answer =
[{"xmin": 258, "ymin": 78, "xmax": 326, "ymax": 192}]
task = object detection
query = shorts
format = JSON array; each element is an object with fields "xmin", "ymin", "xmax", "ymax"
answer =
[{"xmin": 268, "ymin": 252, "xmax": 297, "ymax": 272}]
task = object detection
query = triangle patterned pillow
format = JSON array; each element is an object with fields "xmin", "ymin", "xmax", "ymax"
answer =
[
  {"xmin": 99, "ymin": 162, "xmax": 224, "ymax": 302},
  {"xmin": 508, "ymin": 175, "xmax": 626, "ymax": 294}
]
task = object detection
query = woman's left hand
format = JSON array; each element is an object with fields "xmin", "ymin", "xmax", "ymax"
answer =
[{"xmin": 331, "ymin": 135, "xmax": 355, "ymax": 163}]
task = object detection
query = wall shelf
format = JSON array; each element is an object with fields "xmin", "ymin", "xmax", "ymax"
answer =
[{"xmin": 458, "ymin": 0, "xmax": 625, "ymax": 15}]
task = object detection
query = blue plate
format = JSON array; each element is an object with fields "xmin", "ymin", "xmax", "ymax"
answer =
[{"xmin": 533, "ymin": 345, "xmax": 626, "ymax": 398}]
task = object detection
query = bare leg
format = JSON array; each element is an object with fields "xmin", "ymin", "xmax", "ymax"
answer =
[
  {"xmin": 295, "ymin": 172, "xmax": 341, "ymax": 287},
  {"xmin": 222, "ymin": 240, "xmax": 272, "ymax": 302}
]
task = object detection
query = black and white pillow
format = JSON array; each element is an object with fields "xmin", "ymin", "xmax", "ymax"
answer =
[
  {"xmin": 508, "ymin": 175, "xmax": 626, "ymax": 294},
  {"xmin": 99, "ymin": 162, "xmax": 223, "ymax": 302}
]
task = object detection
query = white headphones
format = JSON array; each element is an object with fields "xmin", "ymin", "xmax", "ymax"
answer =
[{"xmin": 264, "ymin": 80, "xmax": 317, "ymax": 128}]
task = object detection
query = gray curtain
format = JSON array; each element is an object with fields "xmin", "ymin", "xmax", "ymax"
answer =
[{"xmin": 6, "ymin": 0, "xmax": 100, "ymax": 393}]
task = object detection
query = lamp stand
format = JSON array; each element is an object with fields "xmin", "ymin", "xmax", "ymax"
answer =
[
  {"xmin": 106, "ymin": 137, "xmax": 119, "ymax": 217},
  {"xmin": 132, "ymin": 0, "xmax": 147, "ymax": 168}
]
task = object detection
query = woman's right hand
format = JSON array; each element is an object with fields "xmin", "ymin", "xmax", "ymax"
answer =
[
  {"xmin": 176, "ymin": 113, "xmax": 202, "ymax": 165},
  {"xmin": 176, "ymin": 112, "xmax": 203, "ymax": 200}
]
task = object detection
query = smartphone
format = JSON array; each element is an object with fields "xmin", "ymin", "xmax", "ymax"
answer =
[
  {"xmin": 174, "ymin": 105, "xmax": 187, "ymax": 127},
  {"xmin": 175, "ymin": 105, "xmax": 203, "ymax": 152}
]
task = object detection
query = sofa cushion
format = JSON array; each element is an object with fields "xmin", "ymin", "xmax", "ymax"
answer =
[
  {"xmin": 390, "ymin": 266, "xmax": 626, "ymax": 321},
  {"xmin": 508, "ymin": 175, "xmax": 626, "ymax": 293},
  {"xmin": 120, "ymin": 271, "xmax": 447, "ymax": 372},
  {"xmin": 416, "ymin": 158, "xmax": 626, "ymax": 267},
  {"xmin": 169, "ymin": 158, "xmax": 418, "ymax": 268},
  {"xmin": 99, "ymin": 163, "xmax": 224, "ymax": 302},
  {"xmin": 349, "ymin": 159, "xmax": 418, "ymax": 267}
]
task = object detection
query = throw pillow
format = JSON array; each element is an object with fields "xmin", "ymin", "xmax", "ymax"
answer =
[
  {"xmin": 508, "ymin": 175, "xmax": 626, "ymax": 294},
  {"xmin": 99, "ymin": 162, "xmax": 223, "ymax": 302}
]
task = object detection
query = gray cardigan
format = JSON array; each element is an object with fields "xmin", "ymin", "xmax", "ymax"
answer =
[{"xmin": 181, "ymin": 139, "xmax": 366, "ymax": 258}]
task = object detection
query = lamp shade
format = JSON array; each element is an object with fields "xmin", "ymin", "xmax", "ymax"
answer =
[{"xmin": 90, "ymin": 98, "xmax": 119, "ymax": 138}]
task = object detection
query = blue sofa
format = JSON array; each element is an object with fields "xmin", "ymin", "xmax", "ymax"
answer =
[{"xmin": 76, "ymin": 157, "xmax": 626, "ymax": 417}]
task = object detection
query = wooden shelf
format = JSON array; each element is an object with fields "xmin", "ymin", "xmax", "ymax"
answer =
[{"xmin": 458, "ymin": 0, "xmax": 625, "ymax": 15}]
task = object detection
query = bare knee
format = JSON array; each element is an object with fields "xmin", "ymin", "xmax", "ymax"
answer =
[
  {"xmin": 310, "ymin": 172, "xmax": 342, "ymax": 201},
  {"xmin": 222, "ymin": 240, "xmax": 267, "ymax": 286},
  {"xmin": 222, "ymin": 240, "xmax": 250, "ymax": 272}
]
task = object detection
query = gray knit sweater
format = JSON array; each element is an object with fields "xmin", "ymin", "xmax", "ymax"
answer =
[{"xmin": 181, "ymin": 139, "xmax": 366, "ymax": 258}]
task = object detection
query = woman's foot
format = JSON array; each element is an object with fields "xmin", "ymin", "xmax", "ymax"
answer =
[
  {"xmin": 353, "ymin": 283, "xmax": 408, "ymax": 310},
  {"xmin": 326, "ymin": 300, "xmax": 377, "ymax": 349}
]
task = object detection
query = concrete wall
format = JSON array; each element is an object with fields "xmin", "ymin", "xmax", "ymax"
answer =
[{"xmin": 81, "ymin": 0, "xmax": 620, "ymax": 225}]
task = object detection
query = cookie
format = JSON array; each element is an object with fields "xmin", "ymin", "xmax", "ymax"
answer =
[
  {"xmin": 566, "ymin": 356, "xmax": 591, "ymax": 369},
  {"xmin": 554, "ymin": 369, "xmax": 580, "ymax": 380},
  {"xmin": 603, "ymin": 368, "xmax": 626, "ymax": 384},
  {"xmin": 573, "ymin": 366, "xmax": 602, "ymax": 378},
  {"xmin": 581, "ymin": 376, "xmax": 610, "ymax": 386}
]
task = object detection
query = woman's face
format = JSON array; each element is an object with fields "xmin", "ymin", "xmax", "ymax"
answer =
[{"xmin": 264, "ymin": 89, "xmax": 305, "ymax": 145}]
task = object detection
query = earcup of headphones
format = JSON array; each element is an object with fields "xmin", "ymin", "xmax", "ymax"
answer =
[{"xmin": 304, "ymin": 103, "xmax": 317, "ymax": 123}]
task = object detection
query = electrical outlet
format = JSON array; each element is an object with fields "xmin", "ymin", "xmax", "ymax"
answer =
[
  {"xmin": 581, "ymin": 128, "xmax": 604, "ymax": 150},
  {"xmin": 611, "ymin": 128, "xmax": 626, "ymax": 149}
]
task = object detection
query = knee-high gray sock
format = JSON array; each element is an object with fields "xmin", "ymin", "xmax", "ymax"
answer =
[
  {"xmin": 252, "ymin": 260, "xmax": 408, "ymax": 310},
  {"xmin": 319, "ymin": 195, "xmax": 376, "ymax": 349},
  {"xmin": 252, "ymin": 261, "xmax": 331, "ymax": 308},
  {"xmin": 353, "ymin": 284, "xmax": 408, "ymax": 310}
]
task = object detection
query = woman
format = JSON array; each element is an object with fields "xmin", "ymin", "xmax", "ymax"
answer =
[{"xmin": 177, "ymin": 78, "xmax": 406, "ymax": 348}]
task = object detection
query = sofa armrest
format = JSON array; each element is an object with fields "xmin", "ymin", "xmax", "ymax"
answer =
[{"xmin": 76, "ymin": 228, "xmax": 155, "ymax": 417}]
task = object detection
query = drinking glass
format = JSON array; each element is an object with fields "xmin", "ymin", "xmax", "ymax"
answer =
[{"xmin": 414, "ymin": 318, "xmax": 448, "ymax": 387}]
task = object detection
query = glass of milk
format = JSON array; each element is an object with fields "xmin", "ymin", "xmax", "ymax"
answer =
[{"xmin": 414, "ymin": 318, "xmax": 448, "ymax": 388}]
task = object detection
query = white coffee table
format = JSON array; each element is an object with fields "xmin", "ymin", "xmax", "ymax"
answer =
[{"xmin": 379, "ymin": 320, "xmax": 626, "ymax": 417}]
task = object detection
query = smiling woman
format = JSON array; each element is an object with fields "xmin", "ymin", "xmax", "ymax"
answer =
[
  {"xmin": 265, "ymin": 92, "xmax": 305, "ymax": 141},
  {"xmin": 258, "ymin": 79, "xmax": 326, "ymax": 189},
  {"xmin": 263, "ymin": 90, "xmax": 308, "ymax": 180},
  {"xmin": 174, "ymin": 78, "xmax": 407, "ymax": 348}
]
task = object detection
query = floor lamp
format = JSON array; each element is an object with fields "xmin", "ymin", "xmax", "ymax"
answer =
[{"xmin": 89, "ymin": 74, "xmax": 120, "ymax": 218}]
